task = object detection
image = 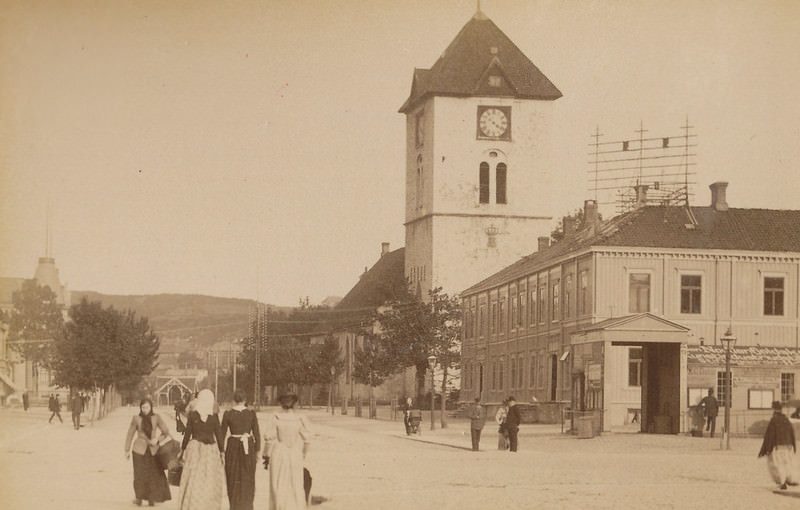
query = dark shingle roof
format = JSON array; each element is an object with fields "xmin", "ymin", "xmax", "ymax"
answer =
[
  {"xmin": 336, "ymin": 248, "xmax": 407, "ymax": 310},
  {"xmin": 399, "ymin": 11, "xmax": 561, "ymax": 113},
  {"xmin": 464, "ymin": 206, "xmax": 800, "ymax": 295}
]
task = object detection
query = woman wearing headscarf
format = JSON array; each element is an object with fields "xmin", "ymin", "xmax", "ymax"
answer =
[
  {"xmin": 124, "ymin": 398, "xmax": 172, "ymax": 506},
  {"xmin": 221, "ymin": 389, "xmax": 260, "ymax": 510},
  {"xmin": 178, "ymin": 389, "xmax": 228, "ymax": 510},
  {"xmin": 263, "ymin": 393, "xmax": 311, "ymax": 510},
  {"xmin": 758, "ymin": 401, "xmax": 798, "ymax": 490},
  {"xmin": 495, "ymin": 399, "xmax": 509, "ymax": 450}
]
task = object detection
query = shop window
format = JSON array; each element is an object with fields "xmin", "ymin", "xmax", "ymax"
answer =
[
  {"xmin": 628, "ymin": 348, "xmax": 643, "ymax": 387},
  {"xmin": 748, "ymin": 389, "xmax": 774, "ymax": 409},
  {"xmin": 764, "ymin": 277, "xmax": 785, "ymax": 316},
  {"xmin": 680, "ymin": 275, "xmax": 702, "ymax": 314},
  {"xmin": 781, "ymin": 372, "xmax": 795, "ymax": 402},
  {"xmin": 629, "ymin": 273, "xmax": 650, "ymax": 313},
  {"xmin": 717, "ymin": 371, "xmax": 732, "ymax": 408}
]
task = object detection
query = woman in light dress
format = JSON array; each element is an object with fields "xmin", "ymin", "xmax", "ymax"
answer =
[
  {"xmin": 262, "ymin": 393, "xmax": 311, "ymax": 510},
  {"xmin": 495, "ymin": 399, "xmax": 509, "ymax": 450},
  {"xmin": 178, "ymin": 389, "xmax": 228, "ymax": 510}
]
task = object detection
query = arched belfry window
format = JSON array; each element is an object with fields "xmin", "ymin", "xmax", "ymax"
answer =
[
  {"xmin": 416, "ymin": 154, "xmax": 423, "ymax": 210},
  {"xmin": 479, "ymin": 162, "xmax": 490, "ymax": 204},
  {"xmin": 496, "ymin": 163, "xmax": 507, "ymax": 204},
  {"xmin": 478, "ymin": 150, "xmax": 508, "ymax": 205}
]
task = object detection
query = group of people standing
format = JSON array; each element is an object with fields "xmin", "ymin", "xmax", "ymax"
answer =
[
  {"xmin": 468, "ymin": 396, "xmax": 521, "ymax": 452},
  {"xmin": 124, "ymin": 388, "xmax": 312, "ymax": 510}
]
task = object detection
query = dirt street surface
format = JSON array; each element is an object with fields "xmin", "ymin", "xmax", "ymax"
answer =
[{"xmin": 1, "ymin": 406, "xmax": 798, "ymax": 509}]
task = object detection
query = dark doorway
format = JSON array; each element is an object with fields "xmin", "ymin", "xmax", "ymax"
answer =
[
  {"xmin": 550, "ymin": 354, "xmax": 558, "ymax": 401},
  {"xmin": 641, "ymin": 343, "xmax": 681, "ymax": 434}
]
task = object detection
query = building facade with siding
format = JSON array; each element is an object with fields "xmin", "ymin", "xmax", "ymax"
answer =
[{"xmin": 460, "ymin": 183, "xmax": 800, "ymax": 433}]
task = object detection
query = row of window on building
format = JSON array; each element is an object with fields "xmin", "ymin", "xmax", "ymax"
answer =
[
  {"xmin": 463, "ymin": 354, "xmax": 554, "ymax": 394},
  {"xmin": 692, "ymin": 372, "xmax": 795, "ymax": 409},
  {"xmin": 463, "ymin": 273, "xmax": 787, "ymax": 340}
]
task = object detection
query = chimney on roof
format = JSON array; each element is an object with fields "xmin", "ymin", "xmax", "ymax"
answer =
[
  {"xmin": 537, "ymin": 236, "xmax": 550, "ymax": 252},
  {"xmin": 381, "ymin": 242, "xmax": 390, "ymax": 257},
  {"xmin": 709, "ymin": 181, "xmax": 729, "ymax": 211},
  {"xmin": 583, "ymin": 200, "xmax": 599, "ymax": 229},
  {"xmin": 634, "ymin": 184, "xmax": 649, "ymax": 208}
]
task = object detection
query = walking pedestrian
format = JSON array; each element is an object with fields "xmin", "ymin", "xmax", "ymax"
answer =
[
  {"xmin": 178, "ymin": 389, "xmax": 227, "ymax": 510},
  {"xmin": 698, "ymin": 388, "xmax": 719, "ymax": 438},
  {"xmin": 401, "ymin": 397, "xmax": 413, "ymax": 435},
  {"xmin": 505, "ymin": 396, "xmax": 522, "ymax": 452},
  {"xmin": 495, "ymin": 399, "xmax": 509, "ymax": 450},
  {"xmin": 468, "ymin": 397, "xmax": 486, "ymax": 451},
  {"xmin": 71, "ymin": 392, "xmax": 84, "ymax": 430},
  {"xmin": 758, "ymin": 401, "xmax": 798, "ymax": 490},
  {"xmin": 221, "ymin": 389, "xmax": 261, "ymax": 510},
  {"xmin": 124, "ymin": 398, "xmax": 172, "ymax": 506},
  {"xmin": 48, "ymin": 394, "xmax": 63, "ymax": 423},
  {"xmin": 22, "ymin": 391, "xmax": 29, "ymax": 411},
  {"xmin": 262, "ymin": 393, "xmax": 311, "ymax": 510}
]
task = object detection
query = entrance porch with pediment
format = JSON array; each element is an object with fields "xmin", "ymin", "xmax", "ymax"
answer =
[{"xmin": 570, "ymin": 313, "xmax": 690, "ymax": 434}]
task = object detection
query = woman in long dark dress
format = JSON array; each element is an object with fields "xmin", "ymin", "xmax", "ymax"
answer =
[
  {"xmin": 221, "ymin": 389, "xmax": 261, "ymax": 510},
  {"xmin": 124, "ymin": 398, "xmax": 172, "ymax": 506},
  {"xmin": 178, "ymin": 389, "xmax": 228, "ymax": 510}
]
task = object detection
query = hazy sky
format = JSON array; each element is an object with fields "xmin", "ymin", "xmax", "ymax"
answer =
[{"xmin": 2, "ymin": 0, "xmax": 799, "ymax": 306}]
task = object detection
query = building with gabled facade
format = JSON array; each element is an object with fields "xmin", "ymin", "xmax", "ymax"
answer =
[{"xmin": 460, "ymin": 182, "xmax": 800, "ymax": 433}]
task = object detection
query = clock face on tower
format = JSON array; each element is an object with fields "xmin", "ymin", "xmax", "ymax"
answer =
[{"xmin": 477, "ymin": 106, "xmax": 511, "ymax": 140}]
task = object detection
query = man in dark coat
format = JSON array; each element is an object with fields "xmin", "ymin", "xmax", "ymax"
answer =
[
  {"xmin": 698, "ymin": 388, "xmax": 719, "ymax": 438},
  {"xmin": 505, "ymin": 396, "xmax": 522, "ymax": 452},
  {"xmin": 70, "ymin": 393, "xmax": 84, "ymax": 430},
  {"xmin": 401, "ymin": 397, "xmax": 413, "ymax": 435},
  {"xmin": 48, "ymin": 394, "xmax": 63, "ymax": 423},
  {"xmin": 22, "ymin": 391, "xmax": 29, "ymax": 411},
  {"xmin": 468, "ymin": 397, "xmax": 486, "ymax": 451},
  {"xmin": 758, "ymin": 401, "xmax": 797, "ymax": 490}
]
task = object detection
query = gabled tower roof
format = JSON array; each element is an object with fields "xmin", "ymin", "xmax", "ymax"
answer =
[{"xmin": 399, "ymin": 10, "xmax": 562, "ymax": 113}]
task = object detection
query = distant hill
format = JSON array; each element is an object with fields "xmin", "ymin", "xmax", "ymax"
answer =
[{"xmin": 70, "ymin": 291, "xmax": 293, "ymax": 347}]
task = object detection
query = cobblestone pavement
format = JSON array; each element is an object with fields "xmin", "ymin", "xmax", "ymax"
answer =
[{"xmin": 1, "ymin": 405, "xmax": 798, "ymax": 510}]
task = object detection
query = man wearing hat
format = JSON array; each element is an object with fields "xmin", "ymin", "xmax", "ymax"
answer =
[
  {"xmin": 505, "ymin": 396, "xmax": 522, "ymax": 452},
  {"xmin": 468, "ymin": 397, "xmax": 486, "ymax": 451},
  {"xmin": 758, "ymin": 401, "xmax": 797, "ymax": 490}
]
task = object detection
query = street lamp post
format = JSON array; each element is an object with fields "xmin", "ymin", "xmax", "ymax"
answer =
[
  {"xmin": 720, "ymin": 327, "xmax": 737, "ymax": 450},
  {"xmin": 428, "ymin": 355, "xmax": 436, "ymax": 431},
  {"xmin": 329, "ymin": 366, "xmax": 335, "ymax": 415}
]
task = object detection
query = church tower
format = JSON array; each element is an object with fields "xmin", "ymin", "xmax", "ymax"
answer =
[{"xmin": 399, "ymin": 10, "xmax": 561, "ymax": 297}]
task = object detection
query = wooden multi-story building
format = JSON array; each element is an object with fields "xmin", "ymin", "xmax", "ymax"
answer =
[{"xmin": 460, "ymin": 182, "xmax": 800, "ymax": 433}]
